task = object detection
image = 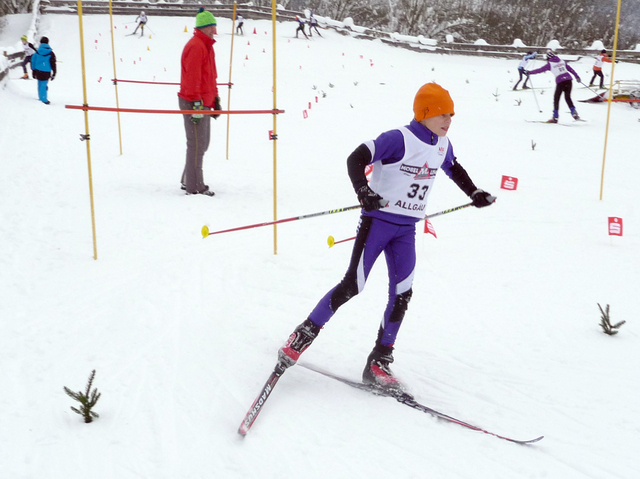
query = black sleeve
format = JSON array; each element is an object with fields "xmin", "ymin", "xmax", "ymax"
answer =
[
  {"xmin": 50, "ymin": 51, "xmax": 57, "ymax": 76},
  {"xmin": 449, "ymin": 159, "xmax": 478, "ymax": 197},
  {"xmin": 346, "ymin": 143, "xmax": 372, "ymax": 191}
]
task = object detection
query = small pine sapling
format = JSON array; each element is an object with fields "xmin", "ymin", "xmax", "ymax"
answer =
[
  {"xmin": 598, "ymin": 303, "xmax": 626, "ymax": 335},
  {"xmin": 515, "ymin": 98, "xmax": 522, "ymax": 106},
  {"xmin": 531, "ymin": 140, "xmax": 536, "ymax": 150},
  {"xmin": 493, "ymin": 88, "xmax": 499, "ymax": 101},
  {"xmin": 64, "ymin": 370, "xmax": 101, "ymax": 423}
]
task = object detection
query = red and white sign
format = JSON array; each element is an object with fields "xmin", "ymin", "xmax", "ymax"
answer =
[
  {"xmin": 608, "ymin": 217, "xmax": 623, "ymax": 236},
  {"xmin": 424, "ymin": 219, "xmax": 437, "ymax": 238},
  {"xmin": 500, "ymin": 175, "xmax": 518, "ymax": 190}
]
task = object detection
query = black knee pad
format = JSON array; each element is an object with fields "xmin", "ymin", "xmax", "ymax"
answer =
[
  {"xmin": 389, "ymin": 288, "xmax": 413, "ymax": 323},
  {"xmin": 330, "ymin": 275, "xmax": 359, "ymax": 312}
]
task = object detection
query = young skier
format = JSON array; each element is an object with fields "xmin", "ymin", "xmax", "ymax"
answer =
[
  {"xmin": 30, "ymin": 37, "xmax": 57, "ymax": 105},
  {"xmin": 294, "ymin": 16, "xmax": 308, "ymax": 39},
  {"xmin": 20, "ymin": 35, "xmax": 37, "ymax": 79},
  {"xmin": 513, "ymin": 51, "xmax": 537, "ymax": 90},
  {"xmin": 589, "ymin": 50, "xmax": 613, "ymax": 89},
  {"xmin": 275, "ymin": 83, "xmax": 495, "ymax": 389},
  {"xmin": 132, "ymin": 11, "xmax": 148, "ymax": 37},
  {"xmin": 308, "ymin": 14, "xmax": 322, "ymax": 37},
  {"xmin": 236, "ymin": 14, "xmax": 244, "ymax": 35},
  {"xmin": 527, "ymin": 51, "xmax": 581, "ymax": 123}
]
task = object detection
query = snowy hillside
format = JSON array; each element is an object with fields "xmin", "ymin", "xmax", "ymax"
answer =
[{"xmin": 1, "ymin": 12, "xmax": 639, "ymax": 479}]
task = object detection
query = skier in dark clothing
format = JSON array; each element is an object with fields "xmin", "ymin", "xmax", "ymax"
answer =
[
  {"xmin": 295, "ymin": 16, "xmax": 308, "ymax": 39},
  {"xmin": 527, "ymin": 50, "xmax": 581, "ymax": 123},
  {"xmin": 30, "ymin": 37, "xmax": 57, "ymax": 104},
  {"xmin": 275, "ymin": 83, "xmax": 495, "ymax": 390}
]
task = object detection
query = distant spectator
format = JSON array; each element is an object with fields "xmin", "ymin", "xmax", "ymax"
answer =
[
  {"xmin": 20, "ymin": 35, "xmax": 37, "ymax": 79},
  {"xmin": 30, "ymin": 36, "xmax": 57, "ymax": 105}
]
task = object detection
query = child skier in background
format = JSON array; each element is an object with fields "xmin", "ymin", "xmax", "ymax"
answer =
[
  {"xmin": 20, "ymin": 35, "xmax": 36, "ymax": 79},
  {"xmin": 589, "ymin": 50, "xmax": 614, "ymax": 89},
  {"xmin": 308, "ymin": 14, "xmax": 322, "ymax": 37},
  {"xmin": 275, "ymin": 83, "xmax": 495, "ymax": 389},
  {"xmin": 295, "ymin": 16, "xmax": 308, "ymax": 39},
  {"xmin": 132, "ymin": 11, "xmax": 147, "ymax": 37},
  {"xmin": 513, "ymin": 51, "xmax": 537, "ymax": 90},
  {"xmin": 527, "ymin": 51, "xmax": 581, "ymax": 123},
  {"xmin": 236, "ymin": 14, "xmax": 244, "ymax": 35}
]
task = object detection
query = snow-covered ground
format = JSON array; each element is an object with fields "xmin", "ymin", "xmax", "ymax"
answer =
[{"xmin": 1, "ymin": 12, "xmax": 639, "ymax": 479}]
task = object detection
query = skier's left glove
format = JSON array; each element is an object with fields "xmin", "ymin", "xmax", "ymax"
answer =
[
  {"xmin": 50, "ymin": 74, "xmax": 55, "ymax": 81},
  {"xmin": 471, "ymin": 189, "xmax": 495, "ymax": 208},
  {"xmin": 356, "ymin": 184, "xmax": 388, "ymax": 212},
  {"xmin": 213, "ymin": 96, "xmax": 222, "ymax": 120}
]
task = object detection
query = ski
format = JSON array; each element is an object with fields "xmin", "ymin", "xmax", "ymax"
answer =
[
  {"xmin": 237, "ymin": 367, "xmax": 283, "ymax": 436},
  {"xmin": 299, "ymin": 363, "xmax": 544, "ymax": 445},
  {"xmin": 525, "ymin": 119, "xmax": 583, "ymax": 127}
]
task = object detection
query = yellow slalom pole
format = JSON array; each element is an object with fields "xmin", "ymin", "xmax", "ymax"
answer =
[
  {"xmin": 77, "ymin": 0, "xmax": 98, "ymax": 259},
  {"xmin": 599, "ymin": 0, "xmax": 623, "ymax": 200},
  {"xmin": 226, "ymin": 2, "xmax": 237, "ymax": 160},
  {"xmin": 108, "ymin": 0, "xmax": 123, "ymax": 155},
  {"xmin": 271, "ymin": 1, "xmax": 278, "ymax": 255}
]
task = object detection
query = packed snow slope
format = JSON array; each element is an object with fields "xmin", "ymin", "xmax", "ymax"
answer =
[{"xmin": 1, "ymin": 13, "xmax": 639, "ymax": 479}]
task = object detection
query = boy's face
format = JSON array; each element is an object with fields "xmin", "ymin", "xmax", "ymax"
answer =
[
  {"xmin": 21, "ymin": 39, "xmax": 27, "ymax": 44},
  {"xmin": 421, "ymin": 113, "xmax": 453, "ymax": 137}
]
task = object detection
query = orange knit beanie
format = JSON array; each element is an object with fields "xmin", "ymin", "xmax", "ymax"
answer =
[{"xmin": 413, "ymin": 83, "xmax": 455, "ymax": 121}]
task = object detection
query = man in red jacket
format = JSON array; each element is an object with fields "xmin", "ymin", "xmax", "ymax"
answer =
[{"xmin": 178, "ymin": 7, "xmax": 220, "ymax": 196}]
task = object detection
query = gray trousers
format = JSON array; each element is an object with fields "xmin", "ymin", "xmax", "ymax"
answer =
[{"xmin": 179, "ymin": 96, "xmax": 211, "ymax": 193}]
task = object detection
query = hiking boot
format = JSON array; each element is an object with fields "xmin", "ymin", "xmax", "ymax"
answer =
[
  {"xmin": 277, "ymin": 319, "xmax": 321, "ymax": 372},
  {"xmin": 362, "ymin": 344, "xmax": 402, "ymax": 390},
  {"xmin": 186, "ymin": 185, "xmax": 215, "ymax": 196}
]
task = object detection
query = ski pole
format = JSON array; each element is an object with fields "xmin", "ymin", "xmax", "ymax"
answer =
[
  {"xmin": 327, "ymin": 198, "xmax": 493, "ymax": 248},
  {"xmin": 202, "ymin": 204, "xmax": 361, "ymax": 238},
  {"xmin": 526, "ymin": 73, "xmax": 543, "ymax": 113},
  {"xmin": 579, "ymin": 80, "xmax": 602, "ymax": 96}
]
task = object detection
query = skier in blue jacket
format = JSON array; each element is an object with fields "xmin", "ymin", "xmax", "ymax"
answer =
[
  {"xmin": 275, "ymin": 83, "xmax": 495, "ymax": 390},
  {"xmin": 30, "ymin": 37, "xmax": 57, "ymax": 105}
]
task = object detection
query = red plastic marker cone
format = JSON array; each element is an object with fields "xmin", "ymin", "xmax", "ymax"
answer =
[{"xmin": 253, "ymin": 27, "xmax": 257, "ymax": 34}]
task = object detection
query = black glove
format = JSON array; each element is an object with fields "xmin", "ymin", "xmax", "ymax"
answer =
[
  {"xmin": 471, "ymin": 189, "xmax": 495, "ymax": 208},
  {"xmin": 190, "ymin": 100, "xmax": 204, "ymax": 124},
  {"xmin": 213, "ymin": 96, "xmax": 222, "ymax": 120},
  {"xmin": 356, "ymin": 184, "xmax": 387, "ymax": 212},
  {"xmin": 50, "ymin": 74, "xmax": 55, "ymax": 81},
  {"xmin": 524, "ymin": 70, "xmax": 530, "ymax": 76}
]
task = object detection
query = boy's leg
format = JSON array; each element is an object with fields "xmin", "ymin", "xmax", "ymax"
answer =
[{"xmin": 37, "ymin": 79, "xmax": 48, "ymax": 102}]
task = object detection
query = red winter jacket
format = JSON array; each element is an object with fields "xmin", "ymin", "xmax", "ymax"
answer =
[{"xmin": 178, "ymin": 29, "xmax": 218, "ymax": 107}]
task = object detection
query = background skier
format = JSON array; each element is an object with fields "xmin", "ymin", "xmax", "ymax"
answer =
[
  {"xmin": 513, "ymin": 51, "xmax": 537, "ymax": 90},
  {"xmin": 30, "ymin": 36, "xmax": 56, "ymax": 105},
  {"xmin": 20, "ymin": 35, "xmax": 36, "ymax": 79}
]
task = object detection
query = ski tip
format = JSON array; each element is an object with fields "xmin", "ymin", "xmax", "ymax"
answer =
[
  {"xmin": 237, "ymin": 424, "xmax": 249, "ymax": 436},
  {"xmin": 201, "ymin": 225, "xmax": 210, "ymax": 238},
  {"xmin": 526, "ymin": 435, "xmax": 545, "ymax": 444}
]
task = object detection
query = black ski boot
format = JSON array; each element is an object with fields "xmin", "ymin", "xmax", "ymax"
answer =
[
  {"xmin": 277, "ymin": 319, "xmax": 321, "ymax": 373},
  {"xmin": 362, "ymin": 344, "xmax": 402, "ymax": 390}
]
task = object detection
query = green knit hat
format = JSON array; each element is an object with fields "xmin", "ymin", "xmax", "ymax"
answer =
[
  {"xmin": 21, "ymin": 35, "xmax": 27, "ymax": 42},
  {"xmin": 195, "ymin": 7, "xmax": 216, "ymax": 29}
]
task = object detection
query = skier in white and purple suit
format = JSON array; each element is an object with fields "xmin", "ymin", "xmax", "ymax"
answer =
[
  {"xmin": 276, "ymin": 83, "xmax": 495, "ymax": 390},
  {"xmin": 527, "ymin": 50, "xmax": 582, "ymax": 122}
]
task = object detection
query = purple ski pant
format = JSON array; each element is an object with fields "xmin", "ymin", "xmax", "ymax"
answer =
[{"xmin": 308, "ymin": 215, "xmax": 416, "ymax": 347}]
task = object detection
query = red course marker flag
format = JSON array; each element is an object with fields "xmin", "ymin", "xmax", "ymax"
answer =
[
  {"xmin": 424, "ymin": 218, "xmax": 437, "ymax": 238},
  {"xmin": 500, "ymin": 175, "xmax": 518, "ymax": 190},
  {"xmin": 608, "ymin": 217, "xmax": 623, "ymax": 236}
]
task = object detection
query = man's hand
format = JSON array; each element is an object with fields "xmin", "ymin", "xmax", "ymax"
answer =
[{"xmin": 213, "ymin": 96, "xmax": 222, "ymax": 120}]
